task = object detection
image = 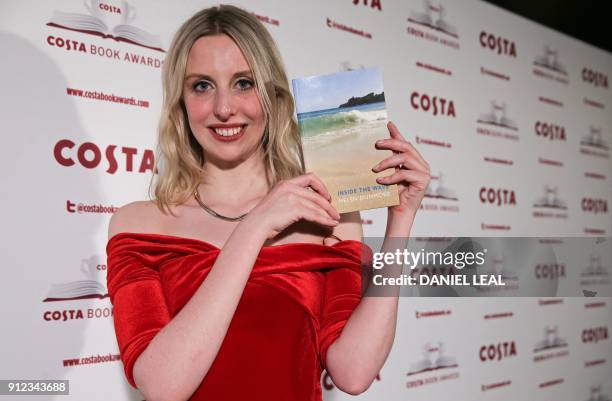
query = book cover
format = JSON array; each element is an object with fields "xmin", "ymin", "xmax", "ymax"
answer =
[{"xmin": 292, "ymin": 67, "xmax": 400, "ymax": 213}]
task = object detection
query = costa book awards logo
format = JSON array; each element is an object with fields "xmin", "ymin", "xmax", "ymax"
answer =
[
  {"xmin": 580, "ymin": 255, "xmax": 610, "ymax": 287},
  {"xmin": 45, "ymin": 1, "xmax": 164, "ymax": 69},
  {"xmin": 532, "ymin": 325, "xmax": 569, "ymax": 362},
  {"xmin": 533, "ymin": 46, "xmax": 569, "ymax": 84},
  {"xmin": 406, "ymin": 342, "xmax": 459, "ymax": 389},
  {"xmin": 532, "ymin": 186, "xmax": 568, "ymax": 219},
  {"xmin": 476, "ymin": 100, "xmax": 519, "ymax": 142},
  {"xmin": 580, "ymin": 126, "xmax": 610, "ymax": 159},
  {"xmin": 43, "ymin": 256, "xmax": 108, "ymax": 302},
  {"xmin": 42, "ymin": 255, "xmax": 112, "ymax": 323},
  {"xmin": 47, "ymin": 0, "xmax": 164, "ymax": 52},
  {"xmin": 421, "ymin": 171, "xmax": 459, "ymax": 213},
  {"xmin": 406, "ymin": 0, "xmax": 459, "ymax": 49},
  {"xmin": 477, "ymin": 101, "xmax": 518, "ymax": 130}
]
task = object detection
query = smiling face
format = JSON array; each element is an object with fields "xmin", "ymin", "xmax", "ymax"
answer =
[{"xmin": 182, "ymin": 34, "xmax": 267, "ymax": 167}]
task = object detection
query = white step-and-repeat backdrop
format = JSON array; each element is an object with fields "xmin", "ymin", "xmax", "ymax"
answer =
[{"xmin": 1, "ymin": 0, "xmax": 611, "ymax": 400}]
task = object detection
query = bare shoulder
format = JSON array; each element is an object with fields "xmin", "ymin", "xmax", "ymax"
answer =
[
  {"xmin": 332, "ymin": 210, "xmax": 363, "ymax": 242},
  {"xmin": 108, "ymin": 200, "xmax": 164, "ymax": 240}
]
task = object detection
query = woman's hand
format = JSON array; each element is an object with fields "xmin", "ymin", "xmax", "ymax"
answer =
[
  {"xmin": 372, "ymin": 121, "xmax": 431, "ymax": 217},
  {"xmin": 241, "ymin": 172, "xmax": 340, "ymax": 240}
]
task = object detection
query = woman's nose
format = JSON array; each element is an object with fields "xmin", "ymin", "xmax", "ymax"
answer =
[{"xmin": 213, "ymin": 89, "xmax": 234, "ymax": 120}]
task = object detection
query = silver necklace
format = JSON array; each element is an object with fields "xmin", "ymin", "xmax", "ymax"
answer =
[{"xmin": 193, "ymin": 189, "xmax": 249, "ymax": 222}]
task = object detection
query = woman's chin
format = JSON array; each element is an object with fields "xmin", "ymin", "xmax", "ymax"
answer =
[{"xmin": 204, "ymin": 149, "xmax": 261, "ymax": 167}]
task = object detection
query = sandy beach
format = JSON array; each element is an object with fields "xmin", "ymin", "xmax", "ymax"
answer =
[{"xmin": 302, "ymin": 115, "xmax": 399, "ymax": 212}]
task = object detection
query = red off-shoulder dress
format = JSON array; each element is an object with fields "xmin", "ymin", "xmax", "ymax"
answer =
[{"xmin": 106, "ymin": 232, "xmax": 369, "ymax": 401}]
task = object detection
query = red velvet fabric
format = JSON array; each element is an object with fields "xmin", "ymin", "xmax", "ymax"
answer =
[{"xmin": 106, "ymin": 232, "xmax": 370, "ymax": 401}]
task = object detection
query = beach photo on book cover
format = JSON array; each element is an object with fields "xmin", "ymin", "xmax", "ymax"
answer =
[{"xmin": 292, "ymin": 67, "xmax": 399, "ymax": 212}]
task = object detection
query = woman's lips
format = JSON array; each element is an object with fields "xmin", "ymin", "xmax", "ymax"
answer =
[{"xmin": 208, "ymin": 125, "xmax": 246, "ymax": 142}]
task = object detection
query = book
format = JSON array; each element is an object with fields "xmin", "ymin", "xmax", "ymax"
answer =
[
  {"xmin": 47, "ymin": 10, "xmax": 164, "ymax": 52},
  {"xmin": 43, "ymin": 280, "xmax": 108, "ymax": 302},
  {"xmin": 292, "ymin": 67, "xmax": 399, "ymax": 213}
]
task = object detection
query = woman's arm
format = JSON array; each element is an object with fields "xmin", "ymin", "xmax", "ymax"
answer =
[
  {"xmin": 324, "ymin": 209, "xmax": 415, "ymax": 395},
  {"xmin": 326, "ymin": 122, "xmax": 429, "ymax": 394}
]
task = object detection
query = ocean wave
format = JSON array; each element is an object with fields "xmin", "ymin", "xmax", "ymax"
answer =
[{"xmin": 299, "ymin": 109, "xmax": 387, "ymax": 136}]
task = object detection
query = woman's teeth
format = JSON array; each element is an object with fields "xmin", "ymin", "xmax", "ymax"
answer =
[{"xmin": 214, "ymin": 126, "xmax": 242, "ymax": 136}]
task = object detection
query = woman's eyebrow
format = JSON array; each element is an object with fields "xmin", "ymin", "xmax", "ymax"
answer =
[{"xmin": 185, "ymin": 70, "xmax": 253, "ymax": 81}]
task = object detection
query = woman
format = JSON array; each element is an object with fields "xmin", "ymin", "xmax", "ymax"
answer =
[{"xmin": 106, "ymin": 4, "xmax": 430, "ymax": 401}]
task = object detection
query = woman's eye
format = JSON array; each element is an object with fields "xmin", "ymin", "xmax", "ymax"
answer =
[
  {"xmin": 193, "ymin": 81, "xmax": 211, "ymax": 92},
  {"xmin": 236, "ymin": 79, "xmax": 254, "ymax": 90}
]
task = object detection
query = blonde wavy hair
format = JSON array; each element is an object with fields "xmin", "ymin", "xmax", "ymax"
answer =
[{"xmin": 151, "ymin": 4, "xmax": 304, "ymax": 213}]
